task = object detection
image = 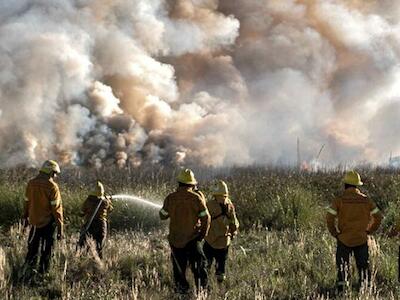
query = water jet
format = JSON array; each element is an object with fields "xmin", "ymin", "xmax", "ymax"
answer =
[{"xmin": 112, "ymin": 194, "xmax": 162, "ymax": 210}]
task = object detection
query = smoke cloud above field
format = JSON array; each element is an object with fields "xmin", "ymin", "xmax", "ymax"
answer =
[{"xmin": 0, "ymin": 0, "xmax": 399, "ymax": 168}]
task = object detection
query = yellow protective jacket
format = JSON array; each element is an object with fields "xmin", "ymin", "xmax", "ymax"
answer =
[
  {"xmin": 24, "ymin": 173, "xmax": 63, "ymax": 230},
  {"xmin": 81, "ymin": 195, "xmax": 113, "ymax": 223},
  {"xmin": 205, "ymin": 197, "xmax": 239, "ymax": 249},
  {"xmin": 160, "ymin": 186, "xmax": 210, "ymax": 248},
  {"xmin": 326, "ymin": 188, "xmax": 382, "ymax": 247}
]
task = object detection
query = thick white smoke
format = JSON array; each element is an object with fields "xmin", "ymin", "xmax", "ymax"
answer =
[
  {"xmin": 221, "ymin": 0, "xmax": 400, "ymax": 165},
  {"xmin": 0, "ymin": 0, "xmax": 399, "ymax": 168}
]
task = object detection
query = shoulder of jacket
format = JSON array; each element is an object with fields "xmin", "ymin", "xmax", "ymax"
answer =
[
  {"xmin": 33, "ymin": 177, "xmax": 58, "ymax": 188},
  {"xmin": 188, "ymin": 189, "xmax": 204, "ymax": 199},
  {"xmin": 28, "ymin": 176, "xmax": 44, "ymax": 184},
  {"xmin": 331, "ymin": 197, "xmax": 343, "ymax": 209},
  {"xmin": 167, "ymin": 191, "xmax": 179, "ymax": 199},
  {"xmin": 357, "ymin": 191, "xmax": 368, "ymax": 198},
  {"xmin": 226, "ymin": 198, "xmax": 234, "ymax": 205},
  {"xmin": 167, "ymin": 190, "xmax": 191, "ymax": 201},
  {"xmin": 207, "ymin": 199, "xmax": 218, "ymax": 207}
]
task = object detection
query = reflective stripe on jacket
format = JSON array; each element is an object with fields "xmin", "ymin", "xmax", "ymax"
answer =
[
  {"xmin": 326, "ymin": 188, "xmax": 382, "ymax": 247},
  {"xmin": 24, "ymin": 173, "xmax": 63, "ymax": 229},
  {"xmin": 160, "ymin": 186, "xmax": 210, "ymax": 248},
  {"xmin": 205, "ymin": 197, "xmax": 239, "ymax": 249}
]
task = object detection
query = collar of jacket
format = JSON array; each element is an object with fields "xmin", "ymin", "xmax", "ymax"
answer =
[
  {"xmin": 215, "ymin": 196, "xmax": 228, "ymax": 205},
  {"xmin": 36, "ymin": 172, "xmax": 52, "ymax": 181},
  {"xmin": 177, "ymin": 186, "xmax": 193, "ymax": 192},
  {"xmin": 343, "ymin": 187, "xmax": 361, "ymax": 196}
]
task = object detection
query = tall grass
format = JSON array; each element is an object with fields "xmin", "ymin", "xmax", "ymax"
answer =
[
  {"xmin": 0, "ymin": 166, "xmax": 399, "ymax": 299},
  {"xmin": 1, "ymin": 226, "xmax": 399, "ymax": 299}
]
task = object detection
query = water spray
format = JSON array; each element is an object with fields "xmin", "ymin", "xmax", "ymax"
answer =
[
  {"xmin": 77, "ymin": 194, "xmax": 161, "ymax": 250},
  {"xmin": 112, "ymin": 194, "xmax": 162, "ymax": 209}
]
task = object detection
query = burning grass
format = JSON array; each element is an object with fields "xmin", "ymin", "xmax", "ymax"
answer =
[{"xmin": 0, "ymin": 166, "xmax": 400, "ymax": 299}]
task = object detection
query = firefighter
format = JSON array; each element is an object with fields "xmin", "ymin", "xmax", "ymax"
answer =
[
  {"xmin": 23, "ymin": 160, "xmax": 63, "ymax": 274},
  {"xmin": 326, "ymin": 170, "xmax": 382, "ymax": 291},
  {"xmin": 204, "ymin": 180, "xmax": 239, "ymax": 283},
  {"xmin": 78, "ymin": 181, "xmax": 113, "ymax": 259},
  {"xmin": 159, "ymin": 169, "xmax": 211, "ymax": 294}
]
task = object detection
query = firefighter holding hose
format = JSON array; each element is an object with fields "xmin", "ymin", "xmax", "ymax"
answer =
[
  {"xmin": 23, "ymin": 160, "xmax": 64, "ymax": 274},
  {"xmin": 159, "ymin": 169, "xmax": 210, "ymax": 294},
  {"xmin": 78, "ymin": 181, "xmax": 113, "ymax": 259},
  {"xmin": 204, "ymin": 180, "xmax": 239, "ymax": 283}
]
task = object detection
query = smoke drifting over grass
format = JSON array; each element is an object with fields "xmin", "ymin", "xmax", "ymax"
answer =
[{"xmin": 0, "ymin": 0, "xmax": 399, "ymax": 168}]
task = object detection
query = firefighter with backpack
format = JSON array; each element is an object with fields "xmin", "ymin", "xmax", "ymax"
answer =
[{"xmin": 204, "ymin": 180, "xmax": 239, "ymax": 283}]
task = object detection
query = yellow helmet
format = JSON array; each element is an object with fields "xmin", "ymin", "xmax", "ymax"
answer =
[
  {"xmin": 212, "ymin": 180, "xmax": 229, "ymax": 196},
  {"xmin": 177, "ymin": 168, "xmax": 198, "ymax": 185},
  {"xmin": 343, "ymin": 170, "xmax": 363, "ymax": 186},
  {"xmin": 40, "ymin": 160, "xmax": 61, "ymax": 174},
  {"xmin": 89, "ymin": 181, "xmax": 105, "ymax": 197}
]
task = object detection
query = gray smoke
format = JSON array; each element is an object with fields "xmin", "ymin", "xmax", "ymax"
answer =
[{"xmin": 0, "ymin": 0, "xmax": 399, "ymax": 168}]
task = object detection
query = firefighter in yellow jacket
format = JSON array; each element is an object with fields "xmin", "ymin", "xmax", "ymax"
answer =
[
  {"xmin": 159, "ymin": 169, "xmax": 211, "ymax": 294},
  {"xmin": 326, "ymin": 170, "xmax": 382, "ymax": 291},
  {"xmin": 78, "ymin": 181, "xmax": 113, "ymax": 259},
  {"xmin": 23, "ymin": 160, "xmax": 63, "ymax": 274},
  {"xmin": 204, "ymin": 180, "xmax": 239, "ymax": 283}
]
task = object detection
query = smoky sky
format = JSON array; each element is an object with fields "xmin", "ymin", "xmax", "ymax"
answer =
[{"xmin": 0, "ymin": 0, "xmax": 399, "ymax": 168}]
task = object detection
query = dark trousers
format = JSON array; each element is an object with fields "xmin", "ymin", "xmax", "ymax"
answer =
[
  {"xmin": 25, "ymin": 222, "xmax": 56, "ymax": 273},
  {"xmin": 78, "ymin": 219, "xmax": 107, "ymax": 259},
  {"xmin": 170, "ymin": 240, "xmax": 208, "ymax": 293},
  {"xmin": 336, "ymin": 240, "xmax": 370, "ymax": 288},
  {"xmin": 203, "ymin": 241, "xmax": 229, "ymax": 282}
]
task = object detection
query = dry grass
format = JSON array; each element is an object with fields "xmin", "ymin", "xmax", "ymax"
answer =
[
  {"xmin": 1, "ymin": 225, "xmax": 399, "ymax": 299},
  {"xmin": 0, "ymin": 166, "xmax": 399, "ymax": 299}
]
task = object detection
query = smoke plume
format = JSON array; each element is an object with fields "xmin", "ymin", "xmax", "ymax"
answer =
[{"xmin": 0, "ymin": 0, "xmax": 399, "ymax": 168}]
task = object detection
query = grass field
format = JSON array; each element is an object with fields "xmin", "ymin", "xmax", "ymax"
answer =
[{"xmin": 0, "ymin": 166, "xmax": 399, "ymax": 299}]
